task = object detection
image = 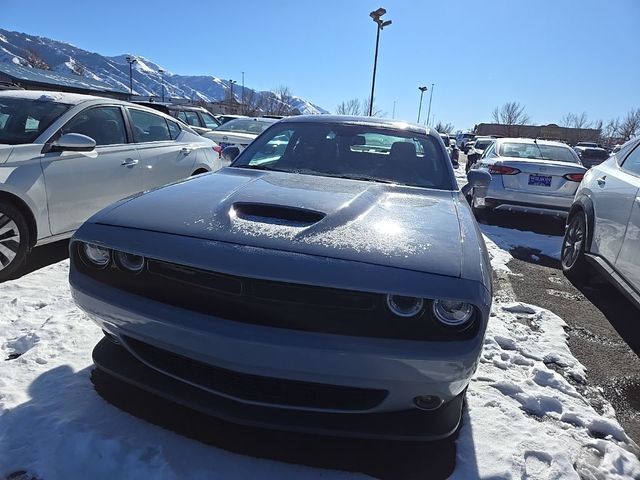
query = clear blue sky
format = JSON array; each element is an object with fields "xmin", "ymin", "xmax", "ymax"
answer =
[{"xmin": 3, "ymin": 0, "xmax": 639, "ymax": 130}]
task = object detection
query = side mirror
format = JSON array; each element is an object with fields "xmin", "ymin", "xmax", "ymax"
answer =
[
  {"xmin": 51, "ymin": 133, "xmax": 96, "ymax": 152},
  {"xmin": 221, "ymin": 145, "xmax": 240, "ymax": 164},
  {"xmin": 462, "ymin": 169, "xmax": 492, "ymax": 197}
]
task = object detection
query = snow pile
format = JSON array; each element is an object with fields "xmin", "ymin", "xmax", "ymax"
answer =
[
  {"xmin": 481, "ymin": 224, "xmax": 562, "ymax": 261},
  {"xmin": 452, "ymin": 237, "xmax": 640, "ymax": 479}
]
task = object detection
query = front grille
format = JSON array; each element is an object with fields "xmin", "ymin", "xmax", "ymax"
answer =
[
  {"xmin": 123, "ymin": 335, "xmax": 388, "ymax": 411},
  {"xmin": 74, "ymin": 246, "xmax": 478, "ymax": 341}
]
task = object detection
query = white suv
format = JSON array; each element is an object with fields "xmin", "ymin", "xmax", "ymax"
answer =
[
  {"xmin": 0, "ymin": 90, "xmax": 221, "ymax": 280},
  {"xmin": 562, "ymin": 137, "xmax": 640, "ymax": 309}
]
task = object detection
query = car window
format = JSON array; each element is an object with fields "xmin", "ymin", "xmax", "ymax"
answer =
[
  {"xmin": 176, "ymin": 111, "xmax": 188, "ymax": 123},
  {"xmin": 167, "ymin": 119, "xmax": 181, "ymax": 140},
  {"xmin": 200, "ymin": 111, "xmax": 220, "ymax": 129},
  {"xmin": 621, "ymin": 144, "xmax": 640, "ymax": 176},
  {"xmin": 183, "ymin": 111, "xmax": 201, "ymax": 127},
  {"xmin": 0, "ymin": 97, "xmax": 71, "ymax": 145},
  {"xmin": 129, "ymin": 109, "xmax": 172, "ymax": 143},
  {"xmin": 61, "ymin": 106, "xmax": 127, "ymax": 146},
  {"xmin": 234, "ymin": 123, "xmax": 452, "ymax": 190},
  {"xmin": 215, "ymin": 118, "xmax": 274, "ymax": 135},
  {"xmin": 499, "ymin": 142, "xmax": 579, "ymax": 163}
]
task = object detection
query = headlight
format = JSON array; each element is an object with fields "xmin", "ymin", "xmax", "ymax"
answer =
[
  {"xmin": 115, "ymin": 251, "xmax": 145, "ymax": 273},
  {"xmin": 81, "ymin": 243, "xmax": 110, "ymax": 268},
  {"xmin": 432, "ymin": 300, "xmax": 474, "ymax": 327},
  {"xmin": 386, "ymin": 294, "xmax": 424, "ymax": 317}
]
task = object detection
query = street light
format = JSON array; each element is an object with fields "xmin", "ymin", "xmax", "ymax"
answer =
[
  {"xmin": 368, "ymin": 7, "xmax": 392, "ymax": 116},
  {"xmin": 426, "ymin": 83, "xmax": 435, "ymax": 126},
  {"xmin": 125, "ymin": 55, "xmax": 137, "ymax": 96},
  {"xmin": 229, "ymin": 79, "xmax": 237, "ymax": 101},
  {"xmin": 241, "ymin": 71, "xmax": 245, "ymax": 114},
  {"xmin": 417, "ymin": 86, "xmax": 428, "ymax": 123},
  {"xmin": 158, "ymin": 68, "xmax": 165, "ymax": 102}
]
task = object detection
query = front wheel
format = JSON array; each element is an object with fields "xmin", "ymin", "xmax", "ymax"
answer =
[
  {"xmin": 561, "ymin": 210, "xmax": 590, "ymax": 280},
  {"xmin": 0, "ymin": 201, "xmax": 30, "ymax": 282}
]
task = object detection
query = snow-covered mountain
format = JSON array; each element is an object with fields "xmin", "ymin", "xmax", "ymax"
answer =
[{"xmin": 0, "ymin": 29, "xmax": 327, "ymax": 115}]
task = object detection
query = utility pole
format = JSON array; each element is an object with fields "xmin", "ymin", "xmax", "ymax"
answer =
[
  {"xmin": 368, "ymin": 8, "xmax": 392, "ymax": 116},
  {"xmin": 417, "ymin": 86, "xmax": 428, "ymax": 123},
  {"xmin": 229, "ymin": 79, "xmax": 237, "ymax": 101},
  {"xmin": 126, "ymin": 56, "xmax": 137, "ymax": 96},
  {"xmin": 426, "ymin": 83, "xmax": 434, "ymax": 126},
  {"xmin": 392, "ymin": 100, "xmax": 396, "ymax": 119},
  {"xmin": 158, "ymin": 68, "xmax": 165, "ymax": 102},
  {"xmin": 241, "ymin": 71, "xmax": 245, "ymax": 114}
]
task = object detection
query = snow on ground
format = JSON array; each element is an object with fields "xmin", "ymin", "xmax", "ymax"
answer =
[
  {"xmin": 0, "ymin": 248, "xmax": 639, "ymax": 478},
  {"xmin": 481, "ymin": 224, "xmax": 562, "ymax": 261}
]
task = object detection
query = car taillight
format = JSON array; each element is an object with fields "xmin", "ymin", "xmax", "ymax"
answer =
[
  {"xmin": 563, "ymin": 173, "xmax": 584, "ymax": 182},
  {"xmin": 488, "ymin": 165, "xmax": 520, "ymax": 175}
]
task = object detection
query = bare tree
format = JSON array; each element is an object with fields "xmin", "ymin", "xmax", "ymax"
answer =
[
  {"xmin": 335, "ymin": 98, "xmax": 362, "ymax": 115},
  {"xmin": 25, "ymin": 49, "xmax": 50, "ymax": 70},
  {"xmin": 242, "ymin": 89, "xmax": 265, "ymax": 116},
  {"xmin": 491, "ymin": 101, "xmax": 530, "ymax": 125},
  {"xmin": 263, "ymin": 85, "xmax": 297, "ymax": 116},
  {"xmin": 560, "ymin": 112, "xmax": 592, "ymax": 129},
  {"xmin": 433, "ymin": 121, "xmax": 455, "ymax": 134},
  {"xmin": 618, "ymin": 108, "xmax": 640, "ymax": 141},
  {"xmin": 362, "ymin": 97, "xmax": 385, "ymax": 117}
]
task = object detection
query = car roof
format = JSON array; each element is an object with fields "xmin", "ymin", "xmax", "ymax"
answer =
[
  {"xmin": 279, "ymin": 115, "xmax": 436, "ymax": 136},
  {"xmin": 495, "ymin": 137, "xmax": 571, "ymax": 148},
  {"xmin": 0, "ymin": 89, "xmax": 109, "ymax": 105}
]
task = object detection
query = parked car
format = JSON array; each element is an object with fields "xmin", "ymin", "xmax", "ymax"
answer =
[
  {"xmin": 465, "ymin": 137, "xmax": 495, "ymax": 172},
  {"xmin": 468, "ymin": 138, "xmax": 586, "ymax": 218},
  {"xmin": 561, "ymin": 137, "xmax": 640, "ymax": 309},
  {"xmin": 203, "ymin": 117, "xmax": 278, "ymax": 158},
  {"xmin": 69, "ymin": 115, "xmax": 493, "ymax": 440},
  {"xmin": 134, "ymin": 102, "xmax": 221, "ymax": 135},
  {"xmin": 456, "ymin": 132, "xmax": 475, "ymax": 150},
  {"xmin": 575, "ymin": 141, "xmax": 604, "ymax": 149},
  {"xmin": 0, "ymin": 90, "xmax": 221, "ymax": 281},
  {"xmin": 574, "ymin": 145, "xmax": 610, "ymax": 168}
]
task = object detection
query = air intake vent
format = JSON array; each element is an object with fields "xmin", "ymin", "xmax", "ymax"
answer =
[{"xmin": 232, "ymin": 202, "xmax": 325, "ymax": 226}]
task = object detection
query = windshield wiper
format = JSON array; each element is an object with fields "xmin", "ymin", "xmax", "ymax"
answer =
[
  {"xmin": 330, "ymin": 174, "xmax": 396, "ymax": 184},
  {"xmin": 236, "ymin": 164, "xmax": 295, "ymax": 173}
]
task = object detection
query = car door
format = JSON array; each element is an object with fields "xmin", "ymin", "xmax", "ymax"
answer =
[
  {"xmin": 613, "ymin": 143, "xmax": 640, "ymax": 290},
  {"xmin": 127, "ymin": 108, "xmax": 198, "ymax": 189},
  {"xmin": 41, "ymin": 104, "xmax": 143, "ymax": 235},
  {"xmin": 591, "ymin": 145, "xmax": 639, "ymax": 266}
]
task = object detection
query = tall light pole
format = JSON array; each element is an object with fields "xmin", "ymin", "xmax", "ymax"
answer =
[
  {"xmin": 417, "ymin": 86, "xmax": 428, "ymax": 123},
  {"xmin": 229, "ymin": 79, "xmax": 237, "ymax": 101},
  {"xmin": 426, "ymin": 83, "xmax": 435, "ymax": 126},
  {"xmin": 126, "ymin": 56, "xmax": 137, "ymax": 96},
  {"xmin": 241, "ymin": 71, "xmax": 245, "ymax": 114},
  {"xmin": 392, "ymin": 100, "xmax": 396, "ymax": 119},
  {"xmin": 158, "ymin": 68, "xmax": 165, "ymax": 102},
  {"xmin": 368, "ymin": 8, "xmax": 392, "ymax": 117}
]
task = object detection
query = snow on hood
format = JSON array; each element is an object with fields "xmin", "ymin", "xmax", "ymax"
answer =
[{"xmin": 92, "ymin": 168, "xmax": 465, "ymax": 278}]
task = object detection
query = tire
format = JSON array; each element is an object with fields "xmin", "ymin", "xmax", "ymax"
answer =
[
  {"xmin": 0, "ymin": 201, "xmax": 30, "ymax": 282},
  {"xmin": 561, "ymin": 210, "xmax": 590, "ymax": 280}
]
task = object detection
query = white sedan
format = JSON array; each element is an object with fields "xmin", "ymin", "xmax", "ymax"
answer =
[
  {"xmin": 203, "ymin": 117, "xmax": 278, "ymax": 158},
  {"xmin": 0, "ymin": 90, "xmax": 221, "ymax": 281}
]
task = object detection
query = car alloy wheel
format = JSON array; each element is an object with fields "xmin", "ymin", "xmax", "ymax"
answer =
[
  {"xmin": 0, "ymin": 201, "xmax": 29, "ymax": 282},
  {"xmin": 561, "ymin": 211, "xmax": 590, "ymax": 279},
  {"xmin": 0, "ymin": 214, "xmax": 21, "ymax": 272}
]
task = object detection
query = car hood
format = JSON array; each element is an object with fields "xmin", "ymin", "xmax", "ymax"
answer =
[{"xmin": 94, "ymin": 168, "xmax": 464, "ymax": 277}]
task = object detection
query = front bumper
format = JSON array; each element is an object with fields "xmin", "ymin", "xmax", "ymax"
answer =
[{"xmin": 93, "ymin": 337, "xmax": 465, "ymax": 440}]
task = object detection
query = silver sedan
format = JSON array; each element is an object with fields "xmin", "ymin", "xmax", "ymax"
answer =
[
  {"xmin": 469, "ymin": 138, "xmax": 587, "ymax": 217},
  {"xmin": 0, "ymin": 90, "xmax": 221, "ymax": 281}
]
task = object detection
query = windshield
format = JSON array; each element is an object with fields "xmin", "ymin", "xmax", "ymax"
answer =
[
  {"xmin": 214, "ymin": 118, "xmax": 273, "ymax": 135},
  {"xmin": 499, "ymin": 142, "xmax": 579, "ymax": 163},
  {"xmin": 232, "ymin": 123, "xmax": 453, "ymax": 190},
  {"xmin": 0, "ymin": 97, "xmax": 71, "ymax": 145},
  {"xmin": 475, "ymin": 140, "xmax": 493, "ymax": 150}
]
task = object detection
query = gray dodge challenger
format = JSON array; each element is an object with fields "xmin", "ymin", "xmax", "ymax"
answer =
[{"xmin": 69, "ymin": 115, "xmax": 493, "ymax": 440}]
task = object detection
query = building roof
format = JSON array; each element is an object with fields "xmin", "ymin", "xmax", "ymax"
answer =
[{"xmin": 0, "ymin": 62, "xmax": 127, "ymax": 94}]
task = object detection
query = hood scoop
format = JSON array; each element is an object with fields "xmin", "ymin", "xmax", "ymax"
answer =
[{"xmin": 232, "ymin": 202, "xmax": 325, "ymax": 227}]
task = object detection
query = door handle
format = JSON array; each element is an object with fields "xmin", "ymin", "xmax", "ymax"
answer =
[
  {"xmin": 181, "ymin": 147, "xmax": 192, "ymax": 154},
  {"xmin": 121, "ymin": 158, "xmax": 139, "ymax": 167},
  {"xmin": 596, "ymin": 176, "xmax": 606, "ymax": 187}
]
